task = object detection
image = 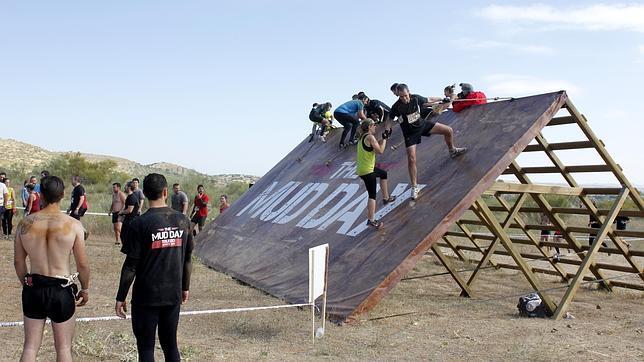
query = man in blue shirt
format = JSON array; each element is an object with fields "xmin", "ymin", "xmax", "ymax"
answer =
[{"xmin": 333, "ymin": 94, "xmax": 369, "ymax": 148}]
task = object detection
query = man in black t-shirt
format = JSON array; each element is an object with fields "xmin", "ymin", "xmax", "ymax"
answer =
[
  {"xmin": 119, "ymin": 182, "xmax": 141, "ymax": 254},
  {"xmin": 115, "ymin": 173, "xmax": 193, "ymax": 362},
  {"xmin": 364, "ymin": 98, "xmax": 391, "ymax": 124},
  {"xmin": 385, "ymin": 84, "xmax": 467, "ymax": 200},
  {"xmin": 67, "ymin": 175, "xmax": 87, "ymax": 220}
]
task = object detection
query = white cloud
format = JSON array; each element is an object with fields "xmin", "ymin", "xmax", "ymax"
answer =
[
  {"xmin": 454, "ymin": 38, "xmax": 555, "ymax": 55},
  {"xmin": 479, "ymin": 4, "xmax": 644, "ymax": 32},
  {"xmin": 483, "ymin": 74, "xmax": 582, "ymax": 97}
]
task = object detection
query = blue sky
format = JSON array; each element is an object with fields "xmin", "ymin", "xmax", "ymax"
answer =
[{"xmin": 1, "ymin": 1, "xmax": 643, "ymax": 184}]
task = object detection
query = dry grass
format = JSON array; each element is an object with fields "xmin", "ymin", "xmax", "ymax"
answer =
[{"xmin": 0, "ymin": 234, "xmax": 642, "ymax": 361}]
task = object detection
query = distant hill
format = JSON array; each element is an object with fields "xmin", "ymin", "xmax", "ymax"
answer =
[{"xmin": 0, "ymin": 138, "xmax": 258, "ymax": 185}]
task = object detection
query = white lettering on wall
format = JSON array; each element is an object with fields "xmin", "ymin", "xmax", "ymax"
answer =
[
  {"xmin": 330, "ymin": 161, "xmax": 359, "ymax": 180},
  {"xmin": 235, "ymin": 181, "xmax": 425, "ymax": 237},
  {"xmin": 297, "ymin": 183, "xmax": 360, "ymax": 229},
  {"xmin": 273, "ymin": 183, "xmax": 329, "ymax": 224}
]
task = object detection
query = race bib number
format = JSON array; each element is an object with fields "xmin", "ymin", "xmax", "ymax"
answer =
[{"xmin": 407, "ymin": 111, "xmax": 420, "ymax": 124}]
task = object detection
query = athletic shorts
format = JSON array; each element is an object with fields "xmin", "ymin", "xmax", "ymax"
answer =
[
  {"xmin": 112, "ymin": 212, "xmax": 121, "ymax": 224},
  {"xmin": 403, "ymin": 119, "xmax": 436, "ymax": 148},
  {"xmin": 191, "ymin": 214, "xmax": 206, "ymax": 228},
  {"xmin": 22, "ymin": 274, "xmax": 76, "ymax": 323},
  {"xmin": 359, "ymin": 167, "xmax": 388, "ymax": 200},
  {"xmin": 70, "ymin": 207, "xmax": 87, "ymax": 220},
  {"xmin": 541, "ymin": 230, "xmax": 552, "ymax": 236}
]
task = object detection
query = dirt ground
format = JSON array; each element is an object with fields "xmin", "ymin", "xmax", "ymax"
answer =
[{"xmin": 0, "ymin": 234, "xmax": 642, "ymax": 361}]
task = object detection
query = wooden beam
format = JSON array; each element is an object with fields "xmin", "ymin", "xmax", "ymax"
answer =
[
  {"xmin": 493, "ymin": 195, "xmax": 569, "ymax": 281},
  {"xmin": 502, "ymin": 165, "xmax": 614, "ymax": 174},
  {"xmin": 455, "ymin": 221, "xmax": 499, "ymax": 267},
  {"xmin": 523, "ymin": 140, "xmax": 595, "ymax": 152},
  {"xmin": 474, "ymin": 198, "xmax": 558, "ymax": 315},
  {"xmin": 566, "ymin": 226, "xmax": 644, "ymax": 239},
  {"xmin": 565, "ymin": 99, "xmax": 644, "ymax": 212},
  {"xmin": 487, "ymin": 205, "xmax": 644, "ymax": 217},
  {"xmin": 440, "ymin": 242, "xmax": 644, "ymax": 258},
  {"xmin": 553, "ymin": 188, "xmax": 630, "ymax": 320},
  {"xmin": 508, "ymin": 161, "xmax": 612, "ymax": 290},
  {"xmin": 466, "ymin": 193, "xmax": 529, "ymax": 289},
  {"xmin": 583, "ymin": 187, "xmax": 633, "ymax": 195},
  {"xmin": 547, "ymin": 115, "xmax": 576, "ymax": 126},
  {"xmin": 486, "ymin": 182, "xmax": 584, "ymax": 195},
  {"xmin": 442, "ymin": 236, "xmax": 470, "ymax": 263},
  {"xmin": 431, "ymin": 244, "xmax": 475, "ymax": 297}
]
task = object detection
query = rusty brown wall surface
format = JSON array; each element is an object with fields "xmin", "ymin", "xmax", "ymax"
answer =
[{"xmin": 195, "ymin": 91, "xmax": 567, "ymax": 322}]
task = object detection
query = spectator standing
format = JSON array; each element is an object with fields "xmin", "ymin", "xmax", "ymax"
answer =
[
  {"xmin": 119, "ymin": 182, "xmax": 141, "ymax": 254},
  {"xmin": 68, "ymin": 176, "xmax": 88, "ymax": 220},
  {"xmin": 0, "ymin": 177, "xmax": 8, "ymax": 234},
  {"xmin": 25, "ymin": 184, "xmax": 40, "ymax": 215},
  {"xmin": 219, "ymin": 195, "xmax": 230, "ymax": 214},
  {"xmin": 132, "ymin": 178, "xmax": 145, "ymax": 215},
  {"xmin": 2, "ymin": 178, "xmax": 17, "ymax": 239},
  {"xmin": 190, "ymin": 185, "xmax": 209, "ymax": 236},
  {"xmin": 115, "ymin": 173, "xmax": 193, "ymax": 361},
  {"xmin": 21, "ymin": 179, "xmax": 32, "ymax": 211},
  {"xmin": 110, "ymin": 182, "xmax": 126, "ymax": 245},
  {"xmin": 171, "ymin": 184, "xmax": 189, "ymax": 215},
  {"xmin": 14, "ymin": 175, "xmax": 90, "ymax": 362}
]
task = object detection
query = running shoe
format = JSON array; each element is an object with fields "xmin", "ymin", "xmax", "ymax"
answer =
[
  {"xmin": 348, "ymin": 138, "xmax": 358, "ymax": 146},
  {"xmin": 339, "ymin": 143, "xmax": 347, "ymax": 149},
  {"xmin": 450, "ymin": 147, "xmax": 468, "ymax": 158},
  {"xmin": 411, "ymin": 186, "xmax": 419, "ymax": 200},
  {"xmin": 383, "ymin": 196, "xmax": 397, "ymax": 205},
  {"xmin": 319, "ymin": 135, "xmax": 327, "ymax": 143},
  {"xmin": 366, "ymin": 219, "xmax": 383, "ymax": 228}
]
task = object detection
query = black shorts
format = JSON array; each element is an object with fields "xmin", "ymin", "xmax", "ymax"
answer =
[
  {"xmin": 541, "ymin": 230, "xmax": 552, "ymax": 236},
  {"xmin": 359, "ymin": 167, "xmax": 388, "ymax": 200},
  {"xmin": 112, "ymin": 212, "xmax": 121, "ymax": 224},
  {"xmin": 70, "ymin": 207, "xmax": 87, "ymax": 220},
  {"xmin": 403, "ymin": 119, "xmax": 436, "ymax": 148},
  {"xmin": 191, "ymin": 214, "xmax": 206, "ymax": 227},
  {"xmin": 22, "ymin": 274, "xmax": 76, "ymax": 323}
]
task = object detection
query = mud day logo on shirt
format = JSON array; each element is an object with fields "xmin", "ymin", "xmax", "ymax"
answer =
[{"xmin": 151, "ymin": 227, "xmax": 184, "ymax": 249}]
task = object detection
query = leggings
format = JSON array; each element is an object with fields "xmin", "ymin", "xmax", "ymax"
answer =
[
  {"xmin": 1, "ymin": 208, "xmax": 12, "ymax": 236},
  {"xmin": 131, "ymin": 303, "xmax": 181, "ymax": 362},
  {"xmin": 359, "ymin": 168, "xmax": 388, "ymax": 200},
  {"xmin": 334, "ymin": 112, "xmax": 359, "ymax": 145}
]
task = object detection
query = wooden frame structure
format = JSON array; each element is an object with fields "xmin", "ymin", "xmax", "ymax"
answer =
[{"xmin": 432, "ymin": 98, "xmax": 644, "ymax": 319}]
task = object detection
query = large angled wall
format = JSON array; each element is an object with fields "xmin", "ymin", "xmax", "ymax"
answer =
[{"xmin": 195, "ymin": 91, "xmax": 567, "ymax": 322}]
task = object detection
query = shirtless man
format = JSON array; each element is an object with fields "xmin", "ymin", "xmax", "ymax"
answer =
[
  {"xmin": 14, "ymin": 175, "xmax": 90, "ymax": 362},
  {"xmin": 109, "ymin": 182, "xmax": 126, "ymax": 245}
]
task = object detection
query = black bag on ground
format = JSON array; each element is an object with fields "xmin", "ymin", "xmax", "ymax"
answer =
[{"xmin": 517, "ymin": 293, "xmax": 547, "ymax": 318}]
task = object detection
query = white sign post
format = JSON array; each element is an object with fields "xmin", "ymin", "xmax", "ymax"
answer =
[{"xmin": 308, "ymin": 243, "xmax": 329, "ymax": 342}]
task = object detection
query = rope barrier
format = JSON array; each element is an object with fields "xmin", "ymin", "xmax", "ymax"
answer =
[{"xmin": 0, "ymin": 303, "xmax": 312, "ymax": 328}]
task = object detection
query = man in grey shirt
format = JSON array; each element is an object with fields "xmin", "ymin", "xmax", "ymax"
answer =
[
  {"xmin": 132, "ymin": 178, "xmax": 145, "ymax": 215},
  {"xmin": 171, "ymin": 183, "xmax": 189, "ymax": 215}
]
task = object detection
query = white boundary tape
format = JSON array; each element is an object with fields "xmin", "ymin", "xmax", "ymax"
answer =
[
  {"xmin": 0, "ymin": 303, "xmax": 312, "ymax": 328},
  {"xmin": 15, "ymin": 206, "xmax": 109, "ymax": 216}
]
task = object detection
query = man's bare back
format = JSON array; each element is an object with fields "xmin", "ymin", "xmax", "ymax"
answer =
[
  {"xmin": 14, "ymin": 206, "xmax": 88, "ymax": 281},
  {"xmin": 14, "ymin": 175, "xmax": 90, "ymax": 362}
]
